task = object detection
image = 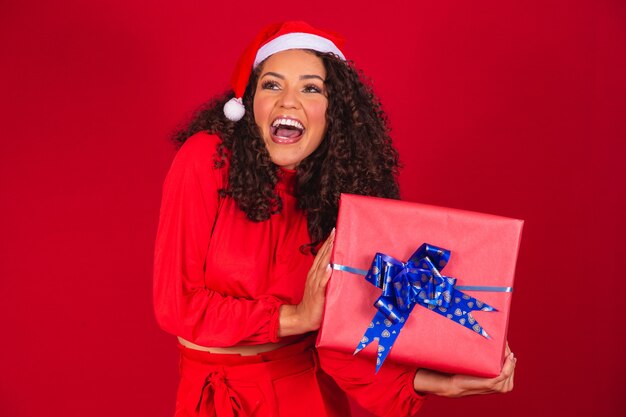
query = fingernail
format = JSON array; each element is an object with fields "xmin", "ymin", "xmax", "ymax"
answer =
[
  {"xmin": 510, "ymin": 352, "xmax": 515, "ymax": 360},
  {"xmin": 326, "ymin": 263, "xmax": 332, "ymax": 272}
]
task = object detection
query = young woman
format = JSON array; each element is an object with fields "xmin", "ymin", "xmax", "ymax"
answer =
[{"xmin": 154, "ymin": 21, "xmax": 515, "ymax": 417}]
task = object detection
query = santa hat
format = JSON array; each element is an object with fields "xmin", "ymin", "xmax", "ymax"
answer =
[{"xmin": 223, "ymin": 21, "xmax": 347, "ymax": 122}]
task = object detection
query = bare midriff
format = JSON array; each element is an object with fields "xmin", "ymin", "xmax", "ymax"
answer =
[{"xmin": 178, "ymin": 337, "xmax": 289, "ymax": 356}]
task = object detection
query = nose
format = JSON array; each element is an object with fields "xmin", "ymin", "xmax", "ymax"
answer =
[{"xmin": 277, "ymin": 85, "xmax": 299, "ymax": 109}]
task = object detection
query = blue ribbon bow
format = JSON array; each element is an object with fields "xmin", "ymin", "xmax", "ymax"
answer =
[{"xmin": 334, "ymin": 243, "xmax": 511, "ymax": 372}]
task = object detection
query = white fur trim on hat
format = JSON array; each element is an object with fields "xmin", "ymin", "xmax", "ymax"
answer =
[{"xmin": 253, "ymin": 33, "xmax": 346, "ymax": 67}]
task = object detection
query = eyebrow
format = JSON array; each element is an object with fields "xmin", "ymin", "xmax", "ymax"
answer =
[{"xmin": 261, "ymin": 72, "xmax": 325, "ymax": 82}]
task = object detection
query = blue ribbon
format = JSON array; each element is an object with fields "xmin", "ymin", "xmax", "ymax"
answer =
[{"xmin": 333, "ymin": 243, "xmax": 510, "ymax": 372}]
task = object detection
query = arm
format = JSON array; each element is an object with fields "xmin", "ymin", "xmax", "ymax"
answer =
[
  {"xmin": 317, "ymin": 347, "xmax": 426, "ymax": 417},
  {"xmin": 413, "ymin": 344, "xmax": 516, "ymax": 397},
  {"xmin": 153, "ymin": 133, "xmax": 284, "ymax": 346},
  {"xmin": 318, "ymin": 348, "xmax": 515, "ymax": 417}
]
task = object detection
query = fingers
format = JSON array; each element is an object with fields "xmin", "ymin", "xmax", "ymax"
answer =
[
  {"xmin": 474, "ymin": 353, "xmax": 515, "ymax": 395},
  {"xmin": 319, "ymin": 228, "xmax": 335, "ymax": 263},
  {"xmin": 316, "ymin": 229, "xmax": 335, "ymax": 287},
  {"xmin": 444, "ymin": 350, "xmax": 516, "ymax": 398},
  {"xmin": 499, "ymin": 353, "xmax": 515, "ymax": 379},
  {"xmin": 313, "ymin": 229, "xmax": 335, "ymax": 274},
  {"xmin": 496, "ymin": 352, "xmax": 516, "ymax": 393},
  {"xmin": 505, "ymin": 341, "xmax": 511, "ymax": 356},
  {"xmin": 506, "ymin": 353, "xmax": 516, "ymax": 392},
  {"xmin": 311, "ymin": 228, "xmax": 335, "ymax": 272},
  {"xmin": 504, "ymin": 366, "xmax": 515, "ymax": 392}
]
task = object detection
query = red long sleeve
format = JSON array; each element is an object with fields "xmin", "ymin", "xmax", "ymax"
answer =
[
  {"xmin": 317, "ymin": 347, "xmax": 426, "ymax": 416},
  {"xmin": 153, "ymin": 133, "xmax": 289, "ymax": 346}
]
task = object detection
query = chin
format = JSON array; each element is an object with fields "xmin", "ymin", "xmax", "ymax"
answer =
[{"xmin": 270, "ymin": 156, "xmax": 299, "ymax": 170}]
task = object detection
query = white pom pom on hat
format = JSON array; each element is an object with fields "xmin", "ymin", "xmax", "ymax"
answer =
[
  {"xmin": 223, "ymin": 21, "xmax": 347, "ymax": 122},
  {"xmin": 223, "ymin": 97, "xmax": 245, "ymax": 121}
]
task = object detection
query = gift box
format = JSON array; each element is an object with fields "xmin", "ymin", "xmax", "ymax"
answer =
[{"xmin": 316, "ymin": 194, "xmax": 523, "ymax": 377}]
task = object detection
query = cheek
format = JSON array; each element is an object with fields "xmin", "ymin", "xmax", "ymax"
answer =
[
  {"xmin": 309, "ymin": 102, "xmax": 328, "ymax": 131},
  {"xmin": 253, "ymin": 95, "xmax": 270, "ymax": 125},
  {"xmin": 307, "ymin": 103, "xmax": 327, "ymax": 153}
]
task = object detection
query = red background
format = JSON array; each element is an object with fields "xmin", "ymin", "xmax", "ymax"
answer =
[{"xmin": 1, "ymin": 1, "xmax": 624, "ymax": 416}]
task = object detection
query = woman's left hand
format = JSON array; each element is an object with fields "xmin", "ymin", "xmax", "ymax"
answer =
[{"xmin": 413, "ymin": 343, "xmax": 516, "ymax": 397}]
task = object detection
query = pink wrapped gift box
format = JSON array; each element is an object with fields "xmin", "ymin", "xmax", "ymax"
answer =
[{"xmin": 316, "ymin": 194, "xmax": 524, "ymax": 377}]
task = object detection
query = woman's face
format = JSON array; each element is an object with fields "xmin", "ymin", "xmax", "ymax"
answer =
[{"xmin": 253, "ymin": 49, "xmax": 328, "ymax": 170}]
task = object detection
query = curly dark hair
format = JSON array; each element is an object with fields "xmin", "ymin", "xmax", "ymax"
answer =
[{"xmin": 172, "ymin": 51, "xmax": 400, "ymax": 247}]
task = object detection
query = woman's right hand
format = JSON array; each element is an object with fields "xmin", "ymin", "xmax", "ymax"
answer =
[{"xmin": 278, "ymin": 228, "xmax": 335, "ymax": 337}]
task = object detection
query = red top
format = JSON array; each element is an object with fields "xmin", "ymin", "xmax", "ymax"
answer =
[{"xmin": 153, "ymin": 132, "xmax": 425, "ymax": 416}]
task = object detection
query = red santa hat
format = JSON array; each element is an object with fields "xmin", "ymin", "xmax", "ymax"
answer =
[{"xmin": 223, "ymin": 21, "xmax": 347, "ymax": 122}]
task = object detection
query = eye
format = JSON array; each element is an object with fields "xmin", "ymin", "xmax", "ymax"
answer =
[
  {"xmin": 303, "ymin": 84, "xmax": 323, "ymax": 94},
  {"xmin": 261, "ymin": 80, "xmax": 280, "ymax": 90}
]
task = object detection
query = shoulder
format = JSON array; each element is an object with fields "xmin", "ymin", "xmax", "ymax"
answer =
[
  {"xmin": 166, "ymin": 132, "xmax": 228, "ymax": 192},
  {"xmin": 174, "ymin": 131, "xmax": 223, "ymax": 167}
]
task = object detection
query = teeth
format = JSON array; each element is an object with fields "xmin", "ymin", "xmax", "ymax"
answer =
[{"xmin": 272, "ymin": 118, "xmax": 304, "ymax": 130}]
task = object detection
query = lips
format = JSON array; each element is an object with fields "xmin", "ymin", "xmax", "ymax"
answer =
[{"xmin": 270, "ymin": 116, "xmax": 305, "ymax": 144}]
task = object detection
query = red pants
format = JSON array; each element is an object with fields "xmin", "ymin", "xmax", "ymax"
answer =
[{"xmin": 175, "ymin": 337, "xmax": 350, "ymax": 417}]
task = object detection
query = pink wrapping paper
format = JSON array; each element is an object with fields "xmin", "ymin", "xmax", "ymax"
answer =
[{"xmin": 316, "ymin": 194, "xmax": 524, "ymax": 377}]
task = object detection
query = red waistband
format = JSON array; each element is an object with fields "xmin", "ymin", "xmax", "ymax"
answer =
[{"xmin": 178, "ymin": 335, "xmax": 317, "ymax": 381}]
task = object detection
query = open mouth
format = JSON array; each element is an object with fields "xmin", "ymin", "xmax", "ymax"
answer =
[{"xmin": 270, "ymin": 117, "xmax": 305, "ymax": 144}]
